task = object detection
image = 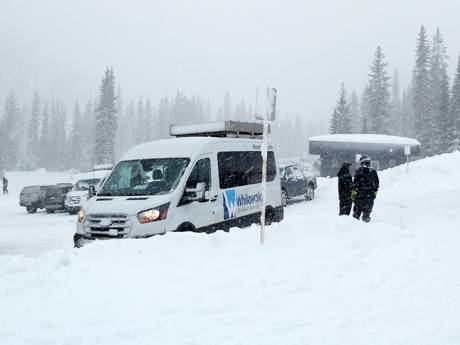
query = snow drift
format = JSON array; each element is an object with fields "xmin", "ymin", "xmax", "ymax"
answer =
[{"xmin": 1, "ymin": 153, "xmax": 460, "ymax": 345}]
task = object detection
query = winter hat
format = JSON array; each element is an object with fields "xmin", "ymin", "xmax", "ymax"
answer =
[{"xmin": 359, "ymin": 155, "xmax": 371, "ymax": 165}]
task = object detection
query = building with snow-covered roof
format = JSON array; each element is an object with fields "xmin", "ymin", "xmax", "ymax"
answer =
[{"xmin": 308, "ymin": 134, "xmax": 421, "ymax": 177}]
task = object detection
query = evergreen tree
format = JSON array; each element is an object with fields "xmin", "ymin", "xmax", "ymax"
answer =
[
  {"xmin": 412, "ymin": 26, "xmax": 432, "ymax": 154},
  {"xmin": 157, "ymin": 96, "xmax": 170, "ymax": 139},
  {"xmin": 27, "ymin": 92, "xmax": 41, "ymax": 168},
  {"xmin": 349, "ymin": 91, "xmax": 359, "ymax": 133},
  {"xmin": 38, "ymin": 102, "xmax": 51, "ymax": 169},
  {"xmin": 360, "ymin": 86, "xmax": 371, "ymax": 134},
  {"xmin": 449, "ymin": 54, "xmax": 460, "ymax": 151},
  {"xmin": 94, "ymin": 67, "xmax": 117, "ymax": 164},
  {"xmin": 114, "ymin": 86, "xmax": 125, "ymax": 159},
  {"xmin": 367, "ymin": 46, "xmax": 391, "ymax": 133},
  {"xmin": 136, "ymin": 97, "xmax": 145, "ymax": 144},
  {"xmin": 69, "ymin": 102, "xmax": 83, "ymax": 169},
  {"xmin": 144, "ymin": 99, "xmax": 154, "ymax": 141},
  {"xmin": 0, "ymin": 93, "xmax": 20, "ymax": 169},
  {"xmin": 329, "ymin": 83, "xmax": 351, "ymax": 134},
  {"xmin": 391, "ymin": 70, "xmax": 403, "ymax": 135},
  {"xmin": 428, "ymin": 28, "xmax": 451, "ymax": 154}
]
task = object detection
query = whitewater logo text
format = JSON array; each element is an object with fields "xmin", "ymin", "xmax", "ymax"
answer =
[{"xmin": 223, "ymin": 189, "xmax": 262, "ymax": 220}]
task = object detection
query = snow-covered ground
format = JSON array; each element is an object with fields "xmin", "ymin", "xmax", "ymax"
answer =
[{"xmin": 1, "ymin": 153, "xmax": 460, "ymax": 345}]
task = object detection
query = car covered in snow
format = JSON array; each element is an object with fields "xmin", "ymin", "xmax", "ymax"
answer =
[
  {"xmin": 43, "ymin": 183, "xmax": 74, "ymax": 214},
  {"xmin": 19, "ymin": 185, "xmax": 55, "ymax": 213},
  {"xmin": 74, "ymin": 121, "xmax": 284, "ymax": 247},
  {"xmin": 279, "ymin": 163, "xmax": 317, "ymax": 207}
]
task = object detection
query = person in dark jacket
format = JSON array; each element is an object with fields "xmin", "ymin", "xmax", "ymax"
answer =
[
  {"xmin": 337, "ymin": 161, "xmax": 353, "ymax": 215},
  {"xmin": 2, "ymin": 176, "xmax": 8, "ymax": 194},
  {"xmin": 351, "ymin": 155, "xmax": 379, "ymax": 222}
]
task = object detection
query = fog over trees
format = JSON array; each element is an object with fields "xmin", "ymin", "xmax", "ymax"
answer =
[{"xmin": 329, "ymin": 26, "xmax": 460, "ymax": 157}]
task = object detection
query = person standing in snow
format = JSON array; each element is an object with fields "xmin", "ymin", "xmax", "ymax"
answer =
[
  {"xmin": 2, "ymin": 176, "xmax": 8, "ymax": 194},
  {"xmin": 351, "ymin": 155, "xmax": 379, "ymax": 222},
  {"xmin": 337, "ymin": 161, "xmax": 353, "ymax": 215}
]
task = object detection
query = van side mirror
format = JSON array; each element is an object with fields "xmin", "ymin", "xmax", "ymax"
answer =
[
  {"xmin": 88, "ymin": 185, "xmax": 96, "ymax": 199},
  {"xmin": 185, "ymin": 182, "xmax": 207, "ymax": 202}
]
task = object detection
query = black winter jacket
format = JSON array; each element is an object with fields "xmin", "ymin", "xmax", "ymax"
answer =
[
  {"xmin": 337, "ymin": 167, "xmax": 352, "ymax": 201},
  {"xmin": 352, "ymin": 166, "xmax": 379, "ymax": 200}
]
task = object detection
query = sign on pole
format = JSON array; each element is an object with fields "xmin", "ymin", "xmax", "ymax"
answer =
[{"xmin": 255, "ymin": 86, "xmax": 277, "ymax": 244}]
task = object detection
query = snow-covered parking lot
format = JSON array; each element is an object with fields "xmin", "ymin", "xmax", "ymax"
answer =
[{"xmin": 1, "ymin": 153, "xmax": 460, "ymax": 345}]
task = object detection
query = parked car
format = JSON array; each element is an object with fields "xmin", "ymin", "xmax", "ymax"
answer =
[
  {"xmin": 74, "ymin": 121, "xmax": 284, "ymax": 247},
  {"xmin": 64, "ymin": 171, "xmax": 111, "ymax": 214},
  {"xmin": 43, "ymin": 183, "xmax": 74, "ymax": 214},
  {"xmin": 19, "ymin": 185, "xmax": 54, "ymax": 213},
  {"xmin": 280, "ymin": 163, "xmax": 317, "ymax": 207}
]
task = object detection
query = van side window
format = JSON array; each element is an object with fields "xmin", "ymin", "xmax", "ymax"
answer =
[
  {"xmin": 218, "ymin": 151, "xmax": 276, "ymax": 189},
  {"xmin": 186, "ymin": 158, "xmax": 211, "ymax": 191}
]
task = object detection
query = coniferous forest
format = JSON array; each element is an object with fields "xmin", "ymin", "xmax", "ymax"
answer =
[
  {"xmin": 330, "ymin": 26, "xmax": 460, "ymax": 157},
  {"xmin": 2, "ymin": 25, "xmax": 460, "ymax": 172}
]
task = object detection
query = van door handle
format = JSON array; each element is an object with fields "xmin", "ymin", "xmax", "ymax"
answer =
[{"xmin": 210, "ymin": 195, "xmax": 218, "ymax": 202}]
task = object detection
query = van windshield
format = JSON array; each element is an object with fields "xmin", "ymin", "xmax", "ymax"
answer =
[{"xmin": 99, "ymin": 158, "xmax": 190, "ymax": 196}]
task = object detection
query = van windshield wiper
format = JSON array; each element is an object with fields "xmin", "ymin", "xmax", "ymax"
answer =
[{"xmin": 97, "ymin": 185, "xmax": 112, "ymax": 196}]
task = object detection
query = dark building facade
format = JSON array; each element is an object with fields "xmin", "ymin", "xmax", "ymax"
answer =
[{"xmin": 309, "ymin": 134, "xmax": 421, "ymax": 177}]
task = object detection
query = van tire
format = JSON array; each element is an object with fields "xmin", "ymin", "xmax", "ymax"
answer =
[
  {"xmin": 281, "ymin": 189, "xmax": 288, "ymax": 208},
  {"xmin": 176, "ymin": 223, "xmax": 196, "ymax": 233},
  {"xmin": 26, "ymin": 205, "xmax": 37, "ymax": 214},
  {"xmin": 305, "ymin": 183, "xmax": 315, "ymax": 201},
  {"xmin": 265, "ymin": 207, "xmax": 274, "ymax": 226}
]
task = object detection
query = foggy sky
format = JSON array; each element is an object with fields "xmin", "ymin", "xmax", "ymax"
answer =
[{"xmin": 1, "ymin": 0, "xmax": 459, "ymax": 121}]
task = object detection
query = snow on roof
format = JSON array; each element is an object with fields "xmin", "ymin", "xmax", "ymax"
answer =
[
  {"xmin": 309, "ymin": 134, "xmax": 420, "ymax": 146},
  {"xmin": 120, "ymin": 136, "xmax": 269, "ymax": 161}
]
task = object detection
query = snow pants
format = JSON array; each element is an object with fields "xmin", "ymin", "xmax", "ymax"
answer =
[
  {"xmin": 2, "ymin": 186, "xmax": 7, "ymax": 194},
  {"xmin": 353, "ymin": 197, "xmax": 374, "ymax": 222},
  {"xmin": 339, "ymin": 198, "xmax": 352, "ymax": 215}
]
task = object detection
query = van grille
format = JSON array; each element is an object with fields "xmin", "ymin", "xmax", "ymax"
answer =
[{"xmin": 83, "ymin": 213, "xmax": 130, "ymax": 237}]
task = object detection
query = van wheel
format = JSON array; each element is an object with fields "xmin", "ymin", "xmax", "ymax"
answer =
[
  {"xmin": 265, "ymin": 207, "xmax": 274, "ymax": 226},
  {"xmin": 305, "ymin": 184, "xmax": 315, "ymax": 201},
  {"xmin": 281, "ymin": 189, "xmax": 288, "ymax": 207},
  {"xmin": 26, "ymin": 205, "xmax": 37, "ymax": 214},
  {"xmin": 176, "ymin": 223, "xmax": 196, "ymax": 233}
]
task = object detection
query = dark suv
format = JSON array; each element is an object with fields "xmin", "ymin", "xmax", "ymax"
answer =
[
  {"xmin": 280, "ymin": 164, "xmax": 317, "ymax": 207},
  {"xmin": 19, "ymin": 185, "xmax": 54, "ymax": 213},
  {"xmin": 43, "ymin": 183, "xmax": 73, "ymax": 213}
]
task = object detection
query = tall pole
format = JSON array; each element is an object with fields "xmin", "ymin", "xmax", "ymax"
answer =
[{"xmin": 260, "ymin": 117, "xmax": 269, "ymax": 244}]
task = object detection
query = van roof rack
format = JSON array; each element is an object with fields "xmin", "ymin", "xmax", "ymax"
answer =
[{"xmin": 170, "ymin": 121, "xmax": 269, "ymax": 138}]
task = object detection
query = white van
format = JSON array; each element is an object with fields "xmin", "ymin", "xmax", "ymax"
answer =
[{"xmin": 73, "ymin": 122, "xmax": 284, "ymax": 247}]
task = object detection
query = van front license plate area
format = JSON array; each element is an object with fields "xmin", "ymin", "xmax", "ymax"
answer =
[{"xmin": 108, "ymin": 229, "xmax": 118, "ymax": 237}]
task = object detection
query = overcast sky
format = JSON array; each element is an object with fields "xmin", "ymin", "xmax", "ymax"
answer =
[{"xmin": 1, "ymin": 0, "xmax": 459, "ymax": 121}]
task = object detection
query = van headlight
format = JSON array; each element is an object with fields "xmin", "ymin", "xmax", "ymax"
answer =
[
  {"xmin": 137, "ymin": 203, "xmax": 169, "ymax": 224},
  {"xmin": 77, "ymin": 209, "xmax": 85, "ymax": 223}
]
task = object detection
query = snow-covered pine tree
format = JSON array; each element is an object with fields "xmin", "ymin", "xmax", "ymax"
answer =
[
  {"xmin": 349, "ymin": 91, "xmax": 359, "ymax": 133},
  {"xmin": 360, "ymin": 85, "xmax": 371, "ymax": 134},
  {"xmin": 38, "ymin": 102, "xmax": 51, "ymax": 169},
  {"xmin": 449, "ymin": 54, "xmax": 460, "ymax": 151},
  {"xmin": 69, "ymin": 102, "xmax": 83, "ymax": 170},
  {"xmin": 0, "ymin": 93, "xmax": 20, "ymax": 169},
  {"xmin": 412, "ymin": 26, "xmax": 432, "ymax": 155},
  {"xmin": 27, "ymin": 91, "xmax": 40, "ymax": 169},
  {"xmin": 367, "ymin": 46, "xmax": 391, "ymax": 134},
  {"xmin": 428, "ymin": 28, "xmax": 451, "ymax": 154},
  {"xmin": 157, "ymin": 96, "xmax": 170, "ymax": 139},
  {"xmin": 136, "ymin": 98, "xmax": 145, "ymax": 144},
  {"xmin": 114, "ymin": 86, "xmax": 125, "ymax": 159},
  {"xmin": 94, "ymin": 67, "xmax": 117, "ymax": 165},
  {"xmin": 329, "ymin": 83, "xmax": 351, "ymax": 134},
  {"xmin": 391, "ymin": 70, "xmax": 403, "ymax": 135},
  {"xmin": 144, "ymin": 99, "xmax": 154, "ymax": 141}
]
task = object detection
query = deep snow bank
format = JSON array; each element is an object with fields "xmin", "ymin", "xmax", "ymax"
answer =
[{"xmin": 1, "ymin": 153, "xmax": 460, "ymax": 345}]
